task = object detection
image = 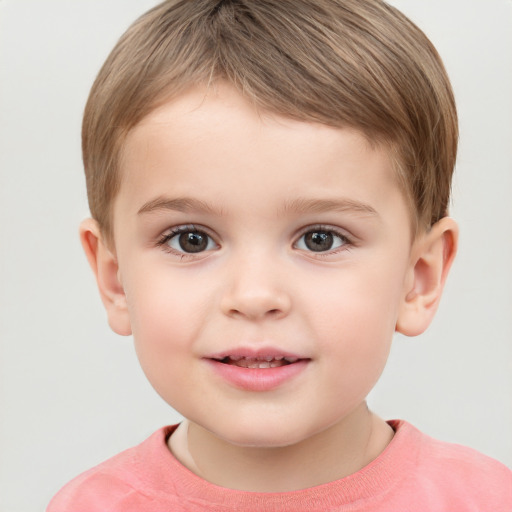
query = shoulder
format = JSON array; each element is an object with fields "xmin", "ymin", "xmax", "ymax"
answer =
[
  {"xmin": 391, "ymin": 420, "xmax": 512, "ymax": 510},
  {"xmin": 413, "ymin": 422, "xmax": 512, "ymax": 482},
  {"xmin": 46, "ymin": 426, "xmax": 179, "ymax": 512}
]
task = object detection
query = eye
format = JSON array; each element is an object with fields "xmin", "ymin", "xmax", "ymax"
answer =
[
  {"xmin": 159, "ymin": 226, "xmax": 218, "ymax": 254},
  {"xmin": 295, "ymin": 228, "xmax": 349, "ymax": 253}
]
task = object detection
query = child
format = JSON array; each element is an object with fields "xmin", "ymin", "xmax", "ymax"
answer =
[{"xmin": 47, "ymin": 0, "xmax": 512, "ymax": 510}]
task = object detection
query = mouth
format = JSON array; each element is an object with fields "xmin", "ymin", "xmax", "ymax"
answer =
[
  {"xmin": 213, "ymin": 355, "xmax": 300, "ymax": 369},
  {"xmin": 206, "ymin": 351, "xmax": 309, "ymax": 391}
]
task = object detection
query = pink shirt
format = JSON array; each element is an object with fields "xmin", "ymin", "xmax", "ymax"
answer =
[{"xmin": 47, "ymin": 420, "xmax": 512, "ymax": 511}]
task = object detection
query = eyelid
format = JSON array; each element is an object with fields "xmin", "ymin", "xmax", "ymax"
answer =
[
  {"xmin": 156, "ymin": 224, "xmax": 220, "ymax": 257},
  {"xmin": 293, "ymin": 224, "xmax": 354, "ymax": 254}
]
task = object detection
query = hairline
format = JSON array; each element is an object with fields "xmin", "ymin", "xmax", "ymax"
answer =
[{"xmin": 99, "ymin": 83, "xmax": 421, "ymax": 248}]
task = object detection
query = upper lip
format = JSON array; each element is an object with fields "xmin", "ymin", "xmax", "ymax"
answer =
[{"xmin": 206, "ymin": 347, "xmax": 308, "ymax": 362}]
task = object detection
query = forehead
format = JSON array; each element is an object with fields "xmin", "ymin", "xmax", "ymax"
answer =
[
  {"xmin": 124, "ymin": 84, "xmax": 375, "ymax": 162},
  {"xmin": 115, "ymin": 84, "xmax": 410, "ymax": 230}
]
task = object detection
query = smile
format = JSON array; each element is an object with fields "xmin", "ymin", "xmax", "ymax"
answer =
[
  {"xmin": 215, "ymin": 355, "xmax": 299, "ymax": 369},
  {"xmin": 206, "ymin": 350, "xmax": 309, "ymax": 391}
]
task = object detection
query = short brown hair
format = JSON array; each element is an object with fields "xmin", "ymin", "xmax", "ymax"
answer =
[{"xmin": 82, "ymin": 0, "xmax": 457, "ymax": 242}]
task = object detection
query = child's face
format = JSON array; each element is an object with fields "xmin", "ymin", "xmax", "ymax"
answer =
[{"xmin": 111, "ymin": 84, "xmax": 416, "ymax": 448}]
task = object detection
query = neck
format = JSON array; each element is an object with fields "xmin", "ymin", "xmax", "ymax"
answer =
[{"xmin": 168, "ymin": 403, "xmax": 394, "ymax": 492}]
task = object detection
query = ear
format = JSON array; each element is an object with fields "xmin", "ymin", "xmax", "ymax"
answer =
[
  {"xmin": 396, "ymin": 217, "xmax": 458, "ymax": 337},
  {"xmin": 79, "ymin": 218, "xmax": 132, "ymax": 336}
]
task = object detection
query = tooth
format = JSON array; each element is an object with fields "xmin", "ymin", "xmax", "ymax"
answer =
[
  {"xmin": 229, "ymin": 355, "xmax": 243, "ymax": 362},
  {"xmin": 258, "ymin": 362, "xmax": 271, "ymax": 368},
  {"xmin": 284, "ymin": 357, "xmax": 298, "ymax": 363},
  {"xmin": 264, "ymin": 356, "xmax": 274, "ymax": 362}
]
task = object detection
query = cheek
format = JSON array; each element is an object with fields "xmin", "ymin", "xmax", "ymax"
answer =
[
  {"xmin": 125, "ymin": 262, "xmax": 200, "ymax": 333},
  {"xmin": 315, "ymin": 262, "xmax": 405, "ymax": 327},
  {"xmin": 308, "ymin": 260, "xmax": 406, "ymax": 367},
  {"xmin": 122, "ymin": 268, "xmax": 203, "ymax": 377}
]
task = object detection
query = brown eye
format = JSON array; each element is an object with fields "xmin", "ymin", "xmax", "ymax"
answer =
[
  {"xmin": 304, "ymin": 231, "xmax": 334, "ymax": 252},
  {"xmin": 165, "ymin": 228, "xmax": 217, "ymax": 254},
  {"xmin": 178, "ymin": 232, "xmax": 209, "ymax": 253},
  {"xmin": 295, "ymin": 229, "xmax": 348, "ymax": 253}
]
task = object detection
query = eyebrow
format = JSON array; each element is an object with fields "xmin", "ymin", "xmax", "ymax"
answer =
[
  {"xmin": 137, "ymin": 196, "xmax": 378, "ymax": 218},
  {"xmin": 137, "ymin": 196, "xmax": 222, "ymax": 216},
  {"xmin": 280, "ymin": 198, "xmax": 379, "ymax": 217}
]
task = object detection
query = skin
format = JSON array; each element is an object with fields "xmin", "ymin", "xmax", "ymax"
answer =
[{"xmin": 81, "ymin": 83, "xmax": 458, "ymax": 492}]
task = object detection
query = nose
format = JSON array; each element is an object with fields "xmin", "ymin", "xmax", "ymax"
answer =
[{"xmin": 220, "ymin": 254, "xmax": 292, "ymax": 321}]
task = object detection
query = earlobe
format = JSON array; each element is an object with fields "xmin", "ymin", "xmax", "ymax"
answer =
[
  {"xmin": 396, "ymin": 217, "xmax": 458, "ymax": 337},
  {"xmin": 79, "ymin": 218, "xmax": 132, "ymax": 336}
]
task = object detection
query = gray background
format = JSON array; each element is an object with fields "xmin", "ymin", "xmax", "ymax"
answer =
[{"xmin": 1, "ymin": 0, "xmax": 511, "ymax": 510}]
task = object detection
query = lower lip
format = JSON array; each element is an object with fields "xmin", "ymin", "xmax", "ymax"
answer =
[{"xmin": 205, "ymin": 359, "xmax": 309, "ymax": 391}]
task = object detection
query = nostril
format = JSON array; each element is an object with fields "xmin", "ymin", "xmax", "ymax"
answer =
[{"xmin": 220, "ymin": 288, "xmax": 292, "ymax": 320}]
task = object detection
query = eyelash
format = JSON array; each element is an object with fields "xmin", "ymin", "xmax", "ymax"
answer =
[
  {"xmin": 156, "ymin": 224, "xmax": 354, "ymax": 258},
  {"xmin": 156, "ymin": 224, "xmax": 217, "ymax": 259},
  {"xmin": 294, "ymin": 225, "xmax": 353, "ymax": 257}
]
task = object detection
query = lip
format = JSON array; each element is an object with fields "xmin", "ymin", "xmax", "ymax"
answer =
[
  {"xmin": 204, "ymin": 347, "xmax": 310, "ymax": 392},
  {"xmin": 207, "ymin": 347, "xmax": 304, "ymax": 361}
]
